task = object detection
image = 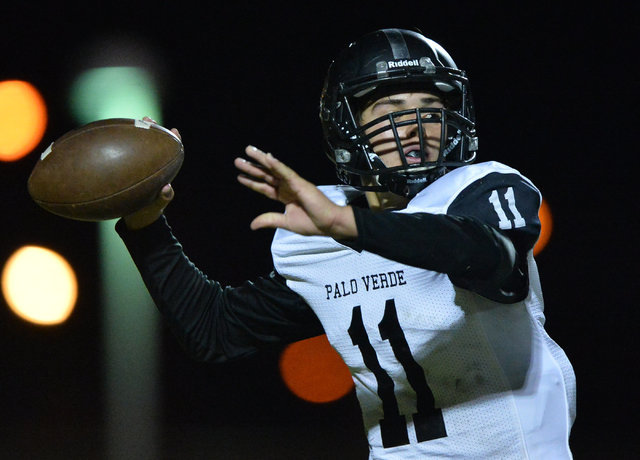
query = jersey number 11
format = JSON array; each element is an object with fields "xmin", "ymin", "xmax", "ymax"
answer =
[{"xmin": 348, "ymin": 299, "xmax": 447, "ymax": 448}]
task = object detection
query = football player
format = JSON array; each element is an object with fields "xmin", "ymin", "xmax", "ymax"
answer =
[{"xmin": 120, "ymin": 29, "xmax": 576, "ymax": 459}]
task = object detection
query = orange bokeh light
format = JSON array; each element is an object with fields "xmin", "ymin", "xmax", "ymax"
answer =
[
  {"xmin": 534, "ymin": 198, "xmax": 553, "ymax": 255},
  {"xmin": 0, "ymin": 80, "xmax": 47, "ymax": 162},
  {"xmin": 279, "ymin": 334, "xmax": 354, "ymax": 403}
]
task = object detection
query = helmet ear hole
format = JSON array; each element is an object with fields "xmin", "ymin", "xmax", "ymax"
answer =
[{"xmin": 334, "ymin": 149, "xmax": 351, "ymax": 163}]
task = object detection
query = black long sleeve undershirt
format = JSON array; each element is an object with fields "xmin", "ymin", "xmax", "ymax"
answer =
[
  {"xmin": 345, "ymin": 206, "xmax": 525, "ymax": 302},
  {"xmin": 350, "ymin": 207, "xmax": 512, "ymax": 277},
  {"xmin": 116, "ymin": 216, "xmax": 324, "ymax": 363},
  {"xmin": 117, "ymin": 203, "xmax": 525, "ymax": 362}
]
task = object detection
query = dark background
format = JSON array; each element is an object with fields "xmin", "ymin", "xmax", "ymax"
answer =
[{"xmin": 1, "ymin": 2, "xmax": 637, "ymax": 458}]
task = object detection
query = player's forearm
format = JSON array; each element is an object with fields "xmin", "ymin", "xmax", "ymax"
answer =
[
  {"xmin": 116, "ymin": 216, "xmax": 324, "ymax": 361},
  {"xmin": 349, "ymin": 207, "xmax": 515, "ymax": 281},
  {"xmin": 115, "ymin": 216, "xmax": 234, "ymax": 361}
]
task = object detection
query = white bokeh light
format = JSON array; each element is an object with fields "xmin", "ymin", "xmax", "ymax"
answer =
[{"xmin": 2, "ymin": 245, "xmax": 78, "ymax": 325}]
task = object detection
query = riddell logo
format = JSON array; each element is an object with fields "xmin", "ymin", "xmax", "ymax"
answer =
[{"xmin": 387, "ymin": 59, "xmax": 420, "ymax": 68}]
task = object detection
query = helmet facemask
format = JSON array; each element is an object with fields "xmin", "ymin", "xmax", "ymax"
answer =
[
  {"xmin": 330, "ymin": 84, "xmax": 477, "ymax": 198},
  {"xmin": 320, "ymin": 29, "xmax": 479, "ymax": 198}
]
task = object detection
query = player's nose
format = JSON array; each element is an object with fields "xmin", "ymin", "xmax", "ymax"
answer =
[{"xmin": 396, "ymin": 112, "xmax": 422, "ymax": 140}]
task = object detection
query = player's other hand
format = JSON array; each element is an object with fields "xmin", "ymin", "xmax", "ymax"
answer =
[
  {"xmin": 123, "ymin": 183, "xmax": 175, "ymax": 230},
  {"xmin": 234, "ymin": 146, "xmax": 357, "ymax": 239},
  {"xmin": 142, "ymin": 116, "xmax": 181, "ymax": 141},
  {"xmin": 123, "ymin": 117, "xmax": 180, "ymax": 230}
]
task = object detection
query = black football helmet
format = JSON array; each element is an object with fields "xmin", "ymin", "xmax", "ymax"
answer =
[{"xmin": 320, "ymin": 28, "xmax": 478, "ymax": 198}]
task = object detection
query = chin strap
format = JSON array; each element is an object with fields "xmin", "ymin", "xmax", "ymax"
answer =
[
  {"xmin": 367, "ymin": 152, "xmax": 387, "ymax": 170},
  {"xmin": 365, "ymin": 152, "xmax": 387, "ymax": 187},
  {"xmin": 383, "ymin": 167, "xmax": 446, "ymax": 198},
  {"xmin": 368, "ymin": 152, "xmax": 446, "ymax": 198}
]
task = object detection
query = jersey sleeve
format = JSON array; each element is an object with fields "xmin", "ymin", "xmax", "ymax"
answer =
[
  {"xmin": 345, "ymin": 169, "xmax": 541, "ymax": 303},
  {"xmin": 446, "ymin": 172, "xmax": 542, "ymax": 255},
  {"xmin": 116, "ymin": 216, "xmax": 325, "ymax": 363},
  {"xmin": 445, "ymin": 171, "xmax": 542, "ymax": 301}
]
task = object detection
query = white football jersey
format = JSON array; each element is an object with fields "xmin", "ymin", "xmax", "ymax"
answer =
[{"xmin": 271, "ymin": 162, "xmax": 576, "ymax": 459}]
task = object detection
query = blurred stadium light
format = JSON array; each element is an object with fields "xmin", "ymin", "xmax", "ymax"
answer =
[
  {"xmin": 69, "ymin": 66, "xmax": 162, "ymax": 124},
  {"xmin": 535, "ymin": 198, "xmax": 553, "ymax": 256},
  {"xmin": 68, "ymin": 36, "xmax": 164, "ymax": 459},
  {"xmin": 1, "ymin": 245, "xmax": 77, "ymax": 325},
  {"xmin": 0, "ymin": 80, "xmax": 47, "ymax": 162}
]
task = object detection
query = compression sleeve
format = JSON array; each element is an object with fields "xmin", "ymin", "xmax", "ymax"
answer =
[
  {"xmin": 345, "ymin": 171, "xmax": 541, "ymax": 303},
  {"xmin": 349, "ymin": 207, "xmax": 515, "ymax": 281},
  {"xmin": 116, "ymin": 216, "xmax": 324, "ymax": 363}
]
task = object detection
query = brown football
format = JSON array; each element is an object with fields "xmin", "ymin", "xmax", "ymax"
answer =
[{"xmin": 27, "ymin": 118, "xmax": 184, "ymax": 221}]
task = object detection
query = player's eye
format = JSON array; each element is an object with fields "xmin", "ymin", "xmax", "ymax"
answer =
[{"xmin": 421, "ymin": 112, "xmax": 442, "ymax": 120}]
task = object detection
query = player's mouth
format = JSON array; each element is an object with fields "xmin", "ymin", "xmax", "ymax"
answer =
[{"xmin": 403, "ymin": 145, "xmax": 426, "ymax": 164}]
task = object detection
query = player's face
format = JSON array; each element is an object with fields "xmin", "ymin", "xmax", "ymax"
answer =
[{"xmin": 359, "ymin": 92, "xmax": 444, "ymax": 168}]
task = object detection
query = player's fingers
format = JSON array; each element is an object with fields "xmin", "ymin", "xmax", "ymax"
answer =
[
  {"xmin": 123, "ymin": 184, "xmax": 174, "ymax": 230},
  {"xmin": 244, "ymin": 146, "xmax": 298, "ymax": 181},
  {"xmin": 141, "ymin": 116, "xmax": 181, "ymax": 141},
  {"xmin": 234, "ymin": 157, "xmax": 278, "ymax": 185},
  {"xmin": 236, "ymin": 173, "xmax": 277, "ymax": 200},
  {"xmin": 140, "ymin": 116, "xmax": 181, "ymax": 142},
  {"xmin": 144, "ymin": 184, "xmax": 174, "ymax": 213},
  {"xmin": 250, "ymin": 212, "xmax": 286, "ymax": 231},
  {"xmin": 159, "ymin": 184, "xmax": 175, "ymax": 202}
]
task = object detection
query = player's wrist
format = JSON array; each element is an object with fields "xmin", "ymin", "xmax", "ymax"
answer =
[
  {"xmin": 123, "ymin": 211, "xmax": 163, "ymax": 230},
  {"xmin": 330, "ymin": 206, "xmax": 358, "ymax": 240}
]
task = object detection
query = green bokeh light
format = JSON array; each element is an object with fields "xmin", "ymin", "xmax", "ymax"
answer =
[{"xmin": 69, "ymin": 66, "xmax": 161, "ymax": 124}]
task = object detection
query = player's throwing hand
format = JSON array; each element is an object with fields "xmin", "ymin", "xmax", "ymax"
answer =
[{"xmin": 235, "ymin": 145, "xmax": 357, "ymax": 239}]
